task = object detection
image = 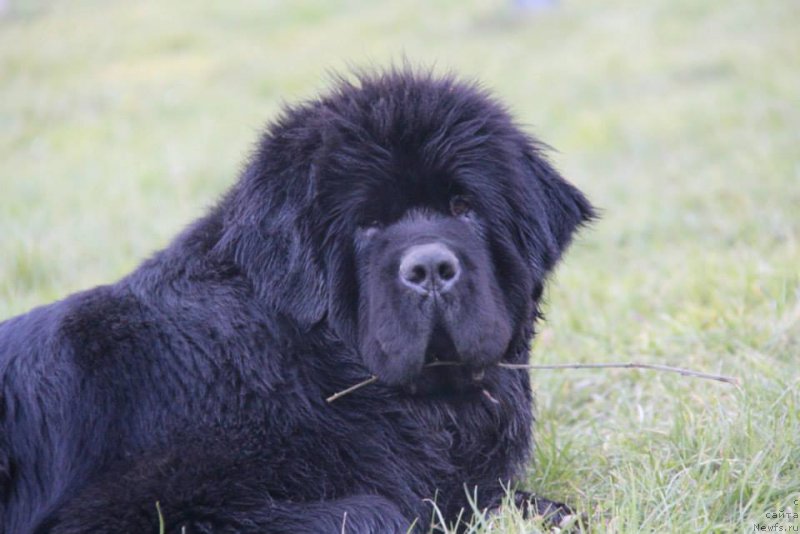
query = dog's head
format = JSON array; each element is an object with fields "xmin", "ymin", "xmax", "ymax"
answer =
[{"xmin": 221, "ymin": 70, "xmax": 594, "ymax": 396}]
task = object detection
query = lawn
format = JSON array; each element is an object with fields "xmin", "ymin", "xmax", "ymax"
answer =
[{"xmin": 1, "ymin": 0, "xmax": 798, "ymax": 532}]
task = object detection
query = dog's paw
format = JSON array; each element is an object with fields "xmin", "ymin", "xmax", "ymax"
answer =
[{"xmin": 513, "ymin": 491, "xmax": 584, "ymax": 532}]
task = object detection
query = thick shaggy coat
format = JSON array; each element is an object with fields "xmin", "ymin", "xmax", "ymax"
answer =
[{"xmin": 0, "ymin": 70, "xmax": 593, "ymax": 533}]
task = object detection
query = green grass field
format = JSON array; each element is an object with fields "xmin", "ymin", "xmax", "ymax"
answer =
[{"xmin": 1, "ymin": 0, "xmax": 798, "ymax": 532}]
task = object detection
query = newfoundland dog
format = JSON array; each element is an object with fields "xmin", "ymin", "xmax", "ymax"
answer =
[{"xmin": 0, "ymin": 69, "xmax": 593, "ymax": 533}]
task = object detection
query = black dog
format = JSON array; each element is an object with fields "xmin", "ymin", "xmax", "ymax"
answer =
[{"xmin": 0, "ymin": 69, "xmax": 593, "ymax": 533}]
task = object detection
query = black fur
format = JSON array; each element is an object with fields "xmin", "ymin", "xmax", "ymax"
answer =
[{"xmin": 0, "ymin": 69, "xmax": 593, "ymax": 533}]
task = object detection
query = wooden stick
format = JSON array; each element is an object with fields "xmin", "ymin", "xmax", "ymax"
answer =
[
  {"xmin": 325, "ymin": 375, "xmax": 379, "ymax": 403},
  {"xmin": 325, "ymin": 361, "xmax": 462, "ymax": 403},
  {"xmin": 325, "ymin": 360, "xmax": 739, "ymax": 403},
  {"xmin": 498, "ymin": 362, "xmax": 739, "ymax": 385},
  {"xmin": 482, "ymin": 389, "xmax": 500, "ymax": 404}
]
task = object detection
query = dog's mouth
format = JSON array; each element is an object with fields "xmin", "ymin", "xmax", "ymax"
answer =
[{"xmin": 400, "ymin": 324, "xmax": 491, "ymax": 398}]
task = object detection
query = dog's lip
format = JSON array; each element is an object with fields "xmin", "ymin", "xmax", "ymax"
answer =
[
  {"xmin": 423, "ymin": 359, "xmax": 488, "ymax": 383},
  {"xmin": 402, "ymin": 365, "xmax": 488, "ymax": 400}
]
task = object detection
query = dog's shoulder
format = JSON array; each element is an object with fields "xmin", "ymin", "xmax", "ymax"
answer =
[
  {"xmin": 0, "ymin": 283, "xmax": 152, "ymax": 380},
  {"xmin": 57, "ymin": 285, "xmax": 151, "ymax": 371}
]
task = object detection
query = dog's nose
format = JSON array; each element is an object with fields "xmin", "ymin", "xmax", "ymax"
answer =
[{"xmin": 399, "ymin": 243, "xmax": 460, "ymax": 294}]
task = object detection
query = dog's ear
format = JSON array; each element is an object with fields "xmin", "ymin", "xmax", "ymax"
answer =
[
  {"xmin": 516, "ymin": 144, "xmax": 595, "ymax": 275},
  {"xmin": 322, "ymin": 239, "xmax": 359, "ymax": 345},
  {"xmin": 216, "ymin": 108, "xmax": 365, "ymax": 337},
  {"xmin": 214, "ymin": 119, "xmax": 330, "ymax": 329}
]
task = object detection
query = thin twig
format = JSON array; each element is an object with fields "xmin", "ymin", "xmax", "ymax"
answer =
[
  {"xmin": 482, "ymin": 389, "xmax": 500, "ymax": 404},
  {"xmin": 424, "ymin": 360, "xmax": 462, "ymax": 368},
  {"xmin": 326, "ymin": 375, "xmax": 379, "ymax": 403},
  {"xmin": 325, "ymin": 361, "xmax": 460, "ymax": 403},
  {"xmin": 325, "ymin": 360, "xmax": 739, "ymax": 403},
  {"xmin": 498, "ymin": 361, "xmax": 739, "ymax": 386}
]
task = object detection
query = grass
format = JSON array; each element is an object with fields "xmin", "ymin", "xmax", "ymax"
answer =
[{"xmin": 1, "ymin": 0, "xmax": 798, "ymax": 531}]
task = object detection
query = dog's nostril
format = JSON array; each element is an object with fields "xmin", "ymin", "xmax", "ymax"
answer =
[
  {"xmin": 410, "ymin": 265, "xmax": 427, "ymax": 285},
  {"xmin": 437, "ymin": 261, "xmax": 456, "ymax": 281},
  {"xmin": 399, "ymin": 243, "xmax": 460, "ymax": 294}
]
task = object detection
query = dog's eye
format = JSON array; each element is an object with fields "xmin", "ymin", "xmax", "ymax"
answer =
[
  {"xmin": 358, "ymin": 220, "xmax": 381, "ymax": 237},
  {"xmin": 449, "ymin": 196, "xmax": 471, "ymax": 217}
]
